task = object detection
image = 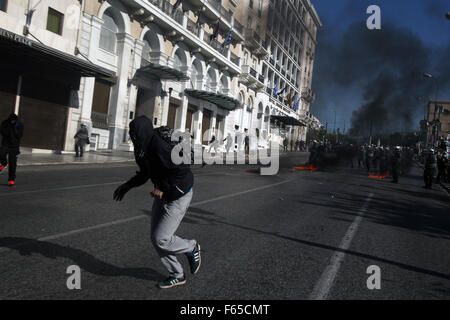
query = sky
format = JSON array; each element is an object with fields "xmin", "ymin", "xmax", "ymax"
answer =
[{"xmin": 309, "ymin": 0, "xmax": 450, "ymax": 135}]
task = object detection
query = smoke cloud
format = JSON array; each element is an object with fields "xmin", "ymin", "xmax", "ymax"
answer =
[{"xmin": 311, "ymin": 21, "xmax": 450, "ymax": 138}]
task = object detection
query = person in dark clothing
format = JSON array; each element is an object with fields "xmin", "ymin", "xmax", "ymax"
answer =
[
  {"xmin": 423, "ymin": 149, "xmax": 437, "ymax": 189},
  {"xmin": 283, "ymin": 137, "xmax": 288, "ymax": 152},
  {"xmin": 436, "ymin": 151, "xmax": 448, "ymax": 184},
  {"xmin": 74, "ymin": 124, "xmax": 90, "ymax": 157},
  {"xmin": 391, "ymin": 147, "xmax": 401, "ymax": 183},
  {"xmin": 244, "ymin": 129, "xmax": 250, "ymax": 155},
  {"xmin": 290, "ymin": 139, "xmax": 294, "ymax": 152},
  {"xmin": 365, "ymin": 146, "xmax": 374, "ymax": 173},
  {"xmin": 358, "ymin": 146, "xmax": 366, "ymax": 168},
  {"xmin": 0, "ymin": 114, "xmax": 24, "ymax": 186},
  {"xmin": 113, "ymin": 116, "xmax": 200, "ymax": 289}
]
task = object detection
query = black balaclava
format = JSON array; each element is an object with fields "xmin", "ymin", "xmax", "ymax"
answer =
[
  {"xmin": 8, "ymin": 114, "xmax": 18, "ymax": 122},
  {"xmin": 129, "ymin": 116, "xmax": 154, "ymax": 160}
]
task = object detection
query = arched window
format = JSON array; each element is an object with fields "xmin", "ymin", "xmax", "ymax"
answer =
[
  {"xmin": 206, "ymin": 67, "xmax": 217, "ymax": 91},
  {"xmin": 100, "ymin": 10, "xmax": 118, "ymax": 53}
]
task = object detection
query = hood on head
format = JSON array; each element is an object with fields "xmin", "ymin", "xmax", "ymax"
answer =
[
  {"xmin": 129, "ymin": 116, "xmax": 154, "ymax": 155},
  {"xmin": 8, "ymin": 114, "xmax": 18, "ymax": 122}
]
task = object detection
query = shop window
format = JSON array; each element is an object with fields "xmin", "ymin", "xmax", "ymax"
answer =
[{"xmin": 46, "ymin": 8, "xmax": 64, "ymax": 35}]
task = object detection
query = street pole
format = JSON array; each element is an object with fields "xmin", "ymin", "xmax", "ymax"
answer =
[{"xmin": 333, "ymin": 110, "xmax": 336, "ymax": 134}]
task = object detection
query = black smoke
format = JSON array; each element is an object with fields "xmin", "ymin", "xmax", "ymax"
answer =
[{"xmin": 311, "ymin": 21, "xmax": 450, "ymax": 138}]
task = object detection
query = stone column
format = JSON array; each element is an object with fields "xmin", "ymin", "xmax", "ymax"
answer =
[
  {"xmin": 175, "ymin": 94, "xmax": 189, "ymax": 131},
  {"xmin": 80, "ymin": 15, "xmax": 103, "ymax": 127},
  {"xmin": 119, "ymin": 38, "xmax": 145, "ymax": 150},
  {"xmin": 108, "ymin": 32, "xmax": 135, "ymax": 149}
]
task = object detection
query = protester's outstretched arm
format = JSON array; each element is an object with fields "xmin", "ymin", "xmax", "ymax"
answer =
[{"xmin": 113, "ymin": 158, "xmax": 150, "ymax": 201}]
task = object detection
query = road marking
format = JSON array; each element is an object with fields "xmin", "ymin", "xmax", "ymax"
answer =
[
  {"xmin": 0, "ymin": 182, "xmax": 123, "ymax": 197},
  {"xmin": 0, "ymin": 179, "xmax": 292, "ymax": 254},
  {"xmin": 0, "ymin": 171, "xmax": 255, "ymax": 197},
  {"xmin": 309, "ymin": 192, "xmax": 374, "ymax": 300}
]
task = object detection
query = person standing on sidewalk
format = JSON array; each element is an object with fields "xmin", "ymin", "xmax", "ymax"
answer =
[
  {"xmin": 113, "ymin": 116, "xmax": 200, "ymax": 289},
  {"xmin": 0, "ymin": 114, "xmax": 24, "ymax": 187},
  {"xmin": 74, "ymin": 123, "xmax": 90, "ymax": 157}
]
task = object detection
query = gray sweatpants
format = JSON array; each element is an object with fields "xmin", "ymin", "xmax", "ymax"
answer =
[{"xmin": 151, "ymin": 190, "xmax": 196, "ymax": 278}]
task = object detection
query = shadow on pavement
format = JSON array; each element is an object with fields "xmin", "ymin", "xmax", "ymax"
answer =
[
  {"xmin": 0, "ymin": 237, "xmax": 165, "ymax": 281},
  {"xmin": 185, "ymin": 207, "xmax": 450, "ymax": 283}
]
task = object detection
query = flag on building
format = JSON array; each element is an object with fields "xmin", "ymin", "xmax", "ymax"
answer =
[
  {"xmin": 221, "ymin": 29, "xmax": 233, "ymax": 49},
  {"xmin": 273, "ymin": 85, "xmax": 279, "ymax": 97},
  {"xmin": 210, "ymin": 19, "xmax": 221, "ymax": 42},
  {"xmin": 286, "ymin": 90, "xmax": 293, "ymax": 106},
  {"xmin": 172, "ymin": 0, "xmax": 184, "ymax": 14},
  {"xmin": 293, "ymin": 99, "xmax": 300, "ymax": 111}
]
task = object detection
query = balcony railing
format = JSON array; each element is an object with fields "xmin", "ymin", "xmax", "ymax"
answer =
[
  {"xmin": 186, "ymin": 19, "xmax": 200, "ymax": 37},
  {"xmin": 258, "ymin": 74, "xmax": 265, "ymax": 84},
  {"xmin": 206, "ymin": 0, "xmax": 233, "ymax": 24},
  {"xmin": 91, "ymin": 112, "xmax": 108, "ymax": 130},
  {"xmin": 230, "ymin": 52, "xmax": 240, "ymax": 66},
  {"xmin": 234, "ymin": 20, "xmax": 244, "ymax": 35}
]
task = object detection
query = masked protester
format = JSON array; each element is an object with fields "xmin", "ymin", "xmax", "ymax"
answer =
[
  {"xmin": 0, "ymin": 114, "xmax": 24, "ymax": 186},
  {"xmin": 74, "ymin": 124, "xmax": 90, "ymax": 157},
  {"xmin": 113, "ymin": 116, "xmax": 200, "ymax": 289}
]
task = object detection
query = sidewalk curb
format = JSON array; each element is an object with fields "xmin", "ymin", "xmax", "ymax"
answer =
[{"xmin": 18, "ymin": 160, "xmax": 134, "ymax": 167}]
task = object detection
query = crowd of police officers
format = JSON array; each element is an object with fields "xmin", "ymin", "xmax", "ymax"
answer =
[{"xmin": 306, "ymin": 140, "xmax": 449, "ymax": 188}]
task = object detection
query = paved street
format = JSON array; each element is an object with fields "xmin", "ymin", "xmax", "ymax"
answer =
[{"xmin": 0, "ymin": 153, "xmax": 449, "ymax": 300}]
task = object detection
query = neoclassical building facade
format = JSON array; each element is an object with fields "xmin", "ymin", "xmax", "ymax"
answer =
[{"xmin": 0, "ymin": 0, "xmax": 322, "ymax": 152}]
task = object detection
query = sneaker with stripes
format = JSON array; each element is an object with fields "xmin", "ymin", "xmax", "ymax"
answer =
[
  {"xmin": 158, "ymin": 275, "xmax": 186, "ymax": 289},
  {"xmin": 186, "ymin": 243, "xmax": 201, "ymax": 275}
]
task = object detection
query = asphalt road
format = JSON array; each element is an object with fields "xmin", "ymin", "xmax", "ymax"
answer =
[{"xmin": 0, "ymin": 153, "xmax": 449, "ymax": 300}]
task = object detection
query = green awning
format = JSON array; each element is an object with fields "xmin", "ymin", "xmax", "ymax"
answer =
[
  {"xmin": 0, "ymin": 28, "xmax": 115, "ymax": 78},
  {"xmin": 270, "ymin": 115, "xmax": 306, "ymax": 126},
  {"xmin": 137, "ymin": 62, "xmax": 189, "ymax": 81},
  {"xmin": 184, "ymin": 89, "xmax": 241, "ymax": 111}
]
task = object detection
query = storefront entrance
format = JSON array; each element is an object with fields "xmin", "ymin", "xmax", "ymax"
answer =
[{"xmin": 202, "ymin": 109, "xmax": 212, "ymax": 144}]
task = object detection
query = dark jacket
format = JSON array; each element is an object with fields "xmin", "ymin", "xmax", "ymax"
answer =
[
  {"xmin": 74, "ymin": 127, "xmax": 89, "ymax": 144},
  {"xmin": 1, "ymin": 117, "xmax": 24, "ymax": 148},
  {"xmin": 125, "ymin": 116, "xmax": 194, "ymax": 201}
]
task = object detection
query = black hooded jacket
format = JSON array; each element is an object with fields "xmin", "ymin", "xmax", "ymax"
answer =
[
  {"xmin": 1, "ymin": 114, "xmax": 24, "ymax": 148},
  {"xmin": 125, "ymin": 116, "xmax": 194, "ymax": 201}
]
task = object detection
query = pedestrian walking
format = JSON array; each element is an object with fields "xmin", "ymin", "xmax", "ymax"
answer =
[
  {"xmin": 74, "ymin": 123, "xmax": 90, "ymax": 157},
  {"xmin": 283, "ymin": 137, "xmax": 288, "ymax": 152},
  {"xmin": 224, "ymin": 133, "xmax": 233, "ymax": 154},
  {"xmin": 208, "ymin": 135, "xmax": 219, "ymax": 154},
  {"xmin": 290, "ymin": 139, "xmax": 294, "ymax": 152},
  {"xmin": 244, "ymin": 129, "xmax": 250, "ymax": 155},
  {"xmin": 0, "ymin": 114, "xmax": 24, "ymax": 186},
  {"xmin": 113, "ymin": 116, "xmax": 200, "ymax": 289}
]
